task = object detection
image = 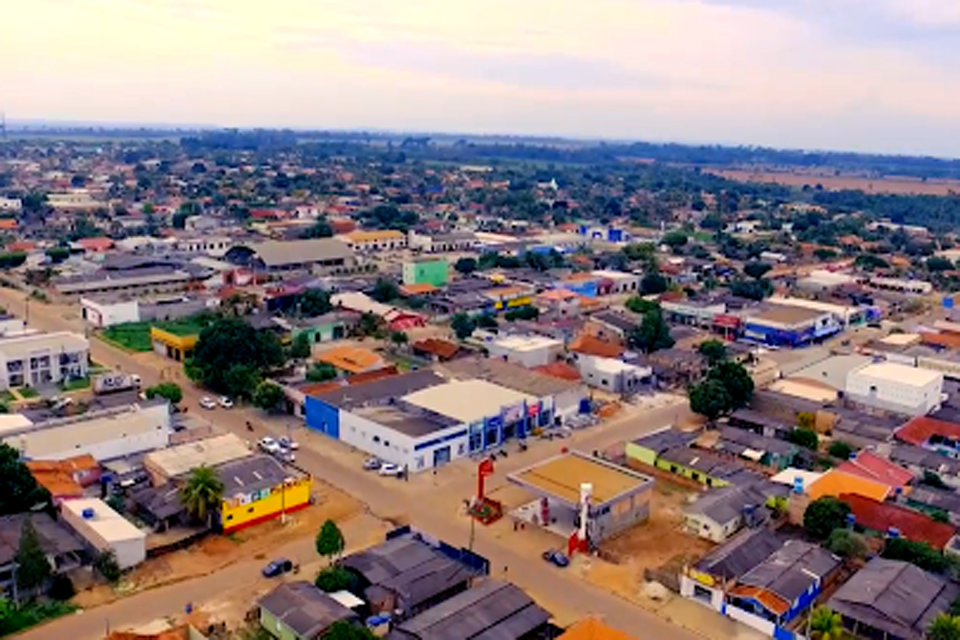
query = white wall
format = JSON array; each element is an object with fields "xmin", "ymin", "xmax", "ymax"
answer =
[
  {"xmin": 81, "ymin": 298, "xmax": 140, "ymax": 328},
  {"xmin": 575, "ymin": 355, "xmax": 651, "ymax": 393},
  {"xmin": 61, "ymin": 503, "xmax": 146, "ymax": 569},
  {"xmin": 679, "ymin": 575, "xmax": 725, "ymax": 611},
  {"xmin": 553, "ymin": 387, "xmax": 587, "ymax": 425},
  {"xmin": 487, "ymin": 341, "xmax": 561, "ymax": 369},
  {"xmin": 846, "ymin": 369, "xmax": 943, "ymax": 416},
  {"xmin": 684, "ymin": 513, "xmax": 740, "ymax": 543},
  {"xmin": 725, "ymin": 605, "xmax": 776, "ymax": 636},
  {"xmin": 338, "ymin": 410, "xmax": 469, "ymax": 473},
  {"xmin": 0, "ymin": 317, "xmax": 25, "ymax": 337}
]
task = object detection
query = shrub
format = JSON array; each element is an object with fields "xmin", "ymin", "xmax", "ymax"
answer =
[
  {"xmin": 315, "ymin": 566, "xmax": 355, "ymax": 593},
  {"xmin": 828, "ymin": 440, "xmax": 854, "ymax": 460},
  {"xmin": 47, "ymin": 574, "xmax": 75, "ymax": 601}
]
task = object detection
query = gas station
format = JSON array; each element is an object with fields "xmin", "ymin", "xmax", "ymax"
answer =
[{"xmin": 507, "ymin": 451, "xmax": 655, "ymax": 557}]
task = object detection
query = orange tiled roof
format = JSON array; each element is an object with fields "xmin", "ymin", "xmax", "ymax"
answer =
[
  {"xmin": 569, "ymin": 335, "xmax": 624, "ymax": 359},
  {"xmin": 533, "ymin": 362, "xmax": 582, "ymax": 382},
  {"xmin": 400, "ymin": 283, "xmax": 438, "ymax": 296},
  {"xmin": 836, "ymin": 451, "xmax": 914, "ymax": 491},
  {"xmin": 807, "ymin": 469, "xmax": 890, "ymax": 502},
  {"xmin": 0, "ymin": 219, "xmax": 18, "ymax": 230},
  {"xmin": 840, "ymin": 493, "xmax": 955, "ymax": 549},
  {"xmin": 316, "ymin": 346, "xmax": 384, "ymax": 374},
  {"xmin": 412, "ymin": 338, "xmax": 461, "ymax": 360},
  {"xmin": 727, "ymin": 585, "xmax": 791, "ymax": 616},
  {"xmin": 896, "ymin": 415, "xmax": 960, "ymax": 446},
  {"xmin": 558, "ymin": 617, "xmax": 639, "ymax": 640}
]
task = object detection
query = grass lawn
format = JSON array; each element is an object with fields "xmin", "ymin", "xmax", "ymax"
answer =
[
  {"xmin": 0, "ymin": 390, "xmax": 14, "ymax": 404},
  {"xmin": 0, "ymin": 601, "xmax": 77, "ymax": 636},
  {"xmin": 101, "ymin": 315, "xmax": 215, "ymax": 352},
  {"xmin": 17, "ymin": 387, "xmax": 39, "ymax": 399},
  {"xmin": 61, "ymin": 376, "xmax": 91, "ymax": 392}
]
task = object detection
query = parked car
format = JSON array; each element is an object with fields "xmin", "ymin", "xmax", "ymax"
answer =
[
  {"xmin": 258, "ymin": 437, "xmax": 281, "ymax": 454},
  {"xmin": 219, "ymin": 396, "xmax": 234, "ymax": 409},
  {"xmin": 542, "ymin": 549, "xmax": 570, "ymax": 568},
  {"xmin": 261, "ymin": 558, "xmax": 293, "ymax": 578},
  {"xmin": 199, "ymin": 397, "xmax": 216, "ymax": 410},
  {"xmin": 279, "ymin": 436, "xmax": 299, "ymax": 451},
  {"xmin": 363, "ymin": 457, "xmax": 382, "ymax": 471},
  {"xmin": 378, "ymin": 463, "xmax": 403, "ymax": 477}
]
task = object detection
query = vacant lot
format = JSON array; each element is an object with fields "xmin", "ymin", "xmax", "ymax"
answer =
[
  {"xmin": 707, "ymin": 168, "xmax": 960, "ymax": 196},
  {"xmin": 101, "ymin": 316, "xmax": 213, "ymax": 352}
]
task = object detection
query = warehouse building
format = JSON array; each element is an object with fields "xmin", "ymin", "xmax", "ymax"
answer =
[
  {"xmin": 508, "ymin": 451, "xmax": 654, "ymax": 544},
  {"xmin": 486, "ymin": 334, "xmax": 564, "ymax": 369},
  {"xmin": 845, "ymin": 361, "xmax": 944, "ymax": 417},
  {"xmin": 143, "ymin": 433, "xmax": 251, "ymax": 485},
  {"xmin": 741, "ymin": 305, "xmax": 841, "ymax": 348},
  {"xmin": 61, "ymin": 498, "xmax": 147, "ymax": 569},
  {"xmin": 305, "ymin": 368, "xmax": 567, "ymax": 473},
  {"xmin": 223, "ymin": 238, "xmax": 358, "ymax": 275}
]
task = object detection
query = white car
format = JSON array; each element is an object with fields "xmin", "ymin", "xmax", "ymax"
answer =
[
  {"xmin": 378, "ymin": 463, "xmax": 404, "ymax": 477},
  {"xmin": 199, "ymin": 397, "xmax": 217, "ymax": 410},
  {"xmin": 258, "ymin": 437, "xmax": 281, "ymax": 454},
  {"xmin": 279, "ymin": 436, "xmax": 299, "ymax": 451},
  {"xmin": 219, "ymin": 396, "xmax": 234, "ymax": 409}
]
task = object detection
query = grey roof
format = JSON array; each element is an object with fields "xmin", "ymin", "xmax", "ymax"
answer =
[
  {"xmin": 437, "ymin": 357, "xmax": 584, "ymax": 396},
  {"xmin": 258, "ymin": 581, "xmax": 356, "ymax": 638},
  {"xmin": 688, "ymin": 482, "xmax": 787, "ymax": 526},
  {"xmin": 0, "ymin": 513, "xmax": 84, "ymax": 565},
  {"xmin": 353, "ymin": 405, "xmax": 460, "ymax": 438},
  {"xmin": 693, "ymin": 528, "xmax": 786, "ymax": 579},
  {"xmin": 591, "ymin": 310, "xmax": 637, "ymax": 333},
  {"xmin": 729, "ymin": 409, "xmax": 792, "ymax": 433},
  {"xmin": 342, "ymin": 534, "xmax": 465, "ymax": 587},
  {"xmin": 828, "ymin": 558, "xmax": 960, "ymax": 639},
  {"xmin": 374, "ymin": 556, "xmax": 473, "ymax": 610},
  {"xmin": 632, "ymin": 428, "xmax": 698, "ymax": 453},
  {"xmin": 244, "ymin": 239, "xmax": 354, "ymax": 268},
  {"xmin": 890, "ymin": 443, "xmax": 960, "ymax": 476},
  {"xmin": 738, "ymin": 541, "xmax": 840, "ymax": 604},
  {"xmin": 215, "ymin": 454, "xmax": 291, "ymax": 497},
  {"xmin": 313, "ymin": 370, "xmax": 447, "ymax": 411},
  {"xmin": 716, "ymin": 426, "xmax": 796, "ymax": 458},
  {"xmin": 907, "ymin": 486, "xmax": 960, "ymax": 514},
  {"xmin": 659, "ymin": 446, "xmax": 759, "ymax": 484},
  {"xmin": 387, "ymin": 580, "xmax": 550, "ymax": 640},
  {"xmin": 130, "ymin": 484, "xmax": 186, "ymax": 520}
]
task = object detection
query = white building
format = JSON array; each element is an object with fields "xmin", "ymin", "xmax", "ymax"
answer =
[
  {"xmin": 845, "ymin": 362, "xmax": 944, "ymax": 416},
  {"xmin": 0, "ymin": 198, "xmax": 22, "ymax": 213},
  {"xmin": 80, "ymin": 297, "xmax": 140, "ymax": 328},
  {"xmin": 576, "ymin": 356, "xmax": 652, "ymax": 394},
  {"xmin": 47, "ymin": 190, "xmax": 100, "ymax": 211},
  {"xmin": 868, "ymin": 276, "xmax": 933, "ymax": 296},
  {"xmin": 0, "ymin": 314, "xmax": 26, "ymax": 337},
  {"xmin": 0, "ymin": 331, "xmax": 89, "ymax": 389},
  {"xmin": 591, "ymin": 270, "xmax": 642, "ymax": 294},
  {"xmin": 61, "ymin": 498, "xmax": 146, "ymax": 569},
  {"xmin": 487, "ymin": 335, "xmax": 564, "ymax": 369},
  {"xmin": 3, "ymin": 401, "xmax": 170, "ymax": 462}
]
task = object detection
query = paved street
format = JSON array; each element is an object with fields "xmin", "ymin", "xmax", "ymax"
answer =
[{"xmin": 4, "ymin": 289, "xmax": 709, "ymax": 640}]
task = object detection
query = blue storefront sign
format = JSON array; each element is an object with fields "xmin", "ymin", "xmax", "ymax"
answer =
[{"xmin": 484, "ymin": 415, "xmax": 502, "ymax": 449}]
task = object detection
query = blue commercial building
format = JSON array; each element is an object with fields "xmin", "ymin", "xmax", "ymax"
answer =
[{"xmin": 741, "ymin": 306, "xmax": 842, "ymax": 348}]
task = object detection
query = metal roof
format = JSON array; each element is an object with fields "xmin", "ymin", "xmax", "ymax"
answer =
[
  {"xmin": 258, "ymin": 581, "xmax": 356, "ymax": 638},
  {"xmin": 388, "ymin": 580, "xmax": 550, "ymax": 640},
  {"xmin": 737, "ymin": 541, "xmax": 840, "ymax": 604},
  {"xmin": 693, "ymin": 529, "xmax": 786, "ymax": 579},
  {"xmin": 828, "ymin": 558, "xmax": 960, "ymax": 639},
  {"xmin": 241, "ymin": 239, "xmax": 355, "ymax": 268},
  {"xmin": 0, "ymin": 513, "xmax": 84, "ymax": 565}
]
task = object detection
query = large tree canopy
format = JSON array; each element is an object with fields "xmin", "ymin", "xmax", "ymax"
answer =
[
  {"xmin": 186, "ymin": 317, "xmax": 284, "ymax": 397},
  {"xmin": 0, "ymin": 444, "xmax": 49, "ymax": 516}
]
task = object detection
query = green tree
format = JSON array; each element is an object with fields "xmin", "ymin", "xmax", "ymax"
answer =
[
  {"xmin": 928, "ymin": 256, "xmax": 955, "ymax": 272},
  {"xmin": 504, "ymin": 306, "xmax": 539, "ymax": 321},
  {"xmin": 803, "ymin": 497, "xmax": 851, "ymax": 541},
  {"xmin": 323, "ymin": 620, "xmax": 376, "ymax": 639},
  {"xmin": 883, "ymin": 538, "xmax": 951, "ymax": 573},
  {"xmin": 180, "ymin": 466, "xmax": 224, "ymax": 527},
  {"xmin": 475, "ymin": 313, "xmax": 499, "ymax": 329},
  {"xmin": 289, "ymin": 333, "xmax": 312, "ymax": 360},
  {"xmin": 828, "ymin": 440, "xmax": 854, "ymax": 460},
  {"xmin": 315, "ymin": 566, "xmax": 356, "ymax": 593},
  {"xmin": 826, "ymin": 529, "xmax": 868, "ymax": 559},
  {"xmin": 300, "ymin": 218, "xmax": 334, "ymax": 239},
  {"xmin": 628, "ymin": 306, "xmax": 675, "ymax": 353},
  {"xmin": 144, "ymin": 382, "xmax": 183, "ymax": 405},
  {"xmin": 698, "ymin": 340, "xmax": 728, "ymax": 365},
  {"xmin": 640, "ymin": 272, "xmax": 668, "ymax": 295},
  {"xmin": 451, "ymin": 312, "xmax": 476, "ymax": 340},
  {"xmin": 186, "ymin": 317, "xmax": 284, "ymax": 396},
  {"xmin": 307, "ymin": 363, "xmax": 338, "ymax": 383},
  {"xmin": 789, "ymin": 428, "xmax": 819, "ymax": 450},
  {"xmin": 661, "ymin": 231, "xmax": 688, "ymax": 250},
  {"xmin": 743, "ymin": 261, "xmax": 772, "ymax": 280},
  {"xmin": 0, "ymin": 444, "xmax": 49, "ymax": 516},
  {"xmin": 454, "ymin": 257, "xmax": 478, "ymax": 275},
  {"xmin": 927, "ymin": 614, "xmax": 960, "ymax": 640},
  {"xmin": 707, "ymin": 361, "xmax": 754, "ymax": 409},
  {"xmin": 253, "ymin": 381, "xmax": 285, "ymax": 411},
  {"xmin": 93, "ymin": 550, "xmax": 122, "ymax": 583},
  {"xmin": 808, "ymin": 606, "xmax": 845, "ymax": 640},
  {"xmin": 389, "ymin": 331, "xmax": 409, "ymax": 348},
  {"xmin": 0, "ymin": 253, "xmax": 27, "ymax": 269},
  {"xmin": 315, "ymin": 519, "xmax": 345, "ymax": 564},
  {"xmin": 299, "ymin": 289, "xmax": 332, "ymax": 317},
  {"xmin": 358, "ymin": 312, "xmax": 382, "ymax": 337},
  {"xmin": 370, "ymin": 278, "xmax": 400, "ymax": 303},
  {"xmin": 15, "ymin": 518, "xmax": 51, "ymax": 593},
  {"xmin": 624, "ymin": 296, "xmax": 658, "ymax": 315},
  {"xmin": 688, "ymin": 379, "xmax": 732, "ymax": 421}
]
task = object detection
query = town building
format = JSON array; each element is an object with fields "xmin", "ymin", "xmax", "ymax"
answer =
[
  {"xmin": 740, "ymin": 306, "xmax": 840, "ymax": 348},
  {"xmin": 217, "ymin": 455, "xmax": 312, "ymax": 534},
  {"xmin": 828, "ymin": 558, "xmax": 959, "ymax": 640},
  {"xmin": 316, "ymin": 346, "xmax": 387, "ymax": 376},
  {"xmin": 868, "ymin": 276, "xmax": 933, "ymax": 296},
  {"xmin": 402, "ymin": 258, "xmax": 449, "ymax": 288},
  {"xmin": 0, "ymin": 331, "xmax": 88, "ymax": 389},
  {"xmin": 0, "ymin": 197, "xmax": 22, "ymax": 213},
  {"xmin": 61, "ymin": 498, "xmax": 147, "ymax": 569},
  {"xmin": 331, "ymin": 292, "xmax": 426, "ymax": 331},
  {"xmin": 257, "ymin": 581, "xmax": 359, "ymax": 640},
  {"xmin": 223, "ymin": 239, "xmax": 358, "ymax": 275},
  {"xmin": 0, "ymin": 513, "xmax": 84, "ymax": 598},
  {"xmin": 683, "ymin": 482, "xmax": 785, "ymax": 543},
  {"xmin": 342, "ymin": 230, "xmax": 408, "ymax": 252},
  {"xmin": 407, "ymin": 230, "xmax": 478, "ymax": 253},
  {"xmin": 508, "ymin": 451, "xmax": 654, "ymax": 543},
  {"xmin": 840, "ymin": 493, "xmax": 955, "ymax": 549},
  {"xmin": 142, "ymin": 433, "xmax": 251, "ymax": 485},
  {"xmin": 486, "ymin": 334, "xmax": 564, "ymax": 369},
  {"xmin": 845, "ymin": 361, "xmax": 944, "ymax": 416},
  {"xmin": 557, "ymin": 618, "xmax": 638, "ymax": 640},
  {"xmin": 53, "ymin": 260, "xmax": 214, "ymax": 300},
  {"xmin": 2, "ymin": 399, "xmax": 170, "ymax": 462}
]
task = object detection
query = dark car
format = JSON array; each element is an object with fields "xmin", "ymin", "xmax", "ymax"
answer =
[
  {"xmin": 262, "ymin": 558, "xmax": 293, "ymax": 578},
  {"xmin": 542, "ymin": 549, "xmax": 570, "ymax": 568}
]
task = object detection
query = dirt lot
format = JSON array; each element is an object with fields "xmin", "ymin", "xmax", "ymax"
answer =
[
  {"xmin": 581, "ymin": 479, "xmax": 714, "ymax": 604},
  {"xmin": 706, "ymin": 168, "xmax": 960, "ymax": 196},
  {"xmin": 72, "ymin": 479, "xmax": 362, "ymax": 608}
]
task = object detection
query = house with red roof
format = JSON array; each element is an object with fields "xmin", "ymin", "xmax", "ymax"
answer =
[
  {"xmin": 840, "ymin": 493, "xmax": 956, "ymax": 549},
  {"xmin": 836, "ymin": 450, "xmax": 915, "ymax": 497},
  {"xmin": 73, "ymin": 236, "xmax": 115, "ymax": 253},
  {"xmin": 895, "ymin": 416, "xmax": 960, "ymax": 458}
]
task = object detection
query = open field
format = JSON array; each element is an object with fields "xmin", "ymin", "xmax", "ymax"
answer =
[
  {"xmin": 100, "ymin": 315, "xmax": 213, "ymax": 352},
  {"xmin": 706, "ymin": 168, "xmax": 960, "ymax": 195}
]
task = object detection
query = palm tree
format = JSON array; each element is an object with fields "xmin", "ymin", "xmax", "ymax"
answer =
[
  {"xmin": 180, "ymin": 466, "xmax": 225, "ymax": 528},
  {"xmin": 927, "ymin": 614, "xmax": 960, "ymax": 640},
  {"xmin": 808, "ymin": 606, "xmax": 844, "ymax": 640}
]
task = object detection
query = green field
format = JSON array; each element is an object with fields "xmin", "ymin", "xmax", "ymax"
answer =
[{"xmin": 101, "ymin": 315, "xmax": 213, "ymax": 352}]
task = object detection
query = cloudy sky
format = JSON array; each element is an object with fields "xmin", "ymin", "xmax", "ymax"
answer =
[{"xmin": 3, "ymin": 0, "xmax": 960, "ymax": 155}]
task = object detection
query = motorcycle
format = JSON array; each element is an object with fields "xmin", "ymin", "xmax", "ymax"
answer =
[{"xmin": 246, "ymin": 421, "xmax": 254, "ymax": 432}]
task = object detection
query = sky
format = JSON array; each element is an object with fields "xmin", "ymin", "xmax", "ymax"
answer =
[{"xmin": 3, "ymin": 0, "xmax": 960, "ymax": 156}]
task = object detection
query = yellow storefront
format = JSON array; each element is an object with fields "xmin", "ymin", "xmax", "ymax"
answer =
[
  {"xmin": 221, "ymin": 475, "xmax": 313, "ymax": 534},
  {"xmin": 150, "ymin": 327, "xmax": 199, "ymax": 362}
]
